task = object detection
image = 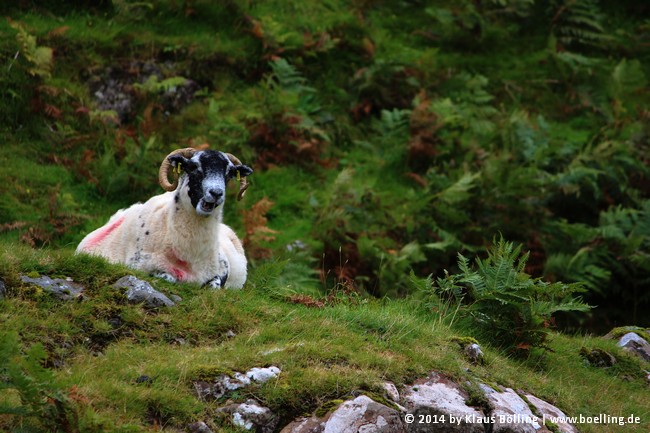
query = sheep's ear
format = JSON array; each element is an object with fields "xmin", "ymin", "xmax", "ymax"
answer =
[
  {"xmin": 169, "ymin": 155, "xmax": 198, "ymax": 172},
  {"xmin": 168, "ymin": 154, "xmax": 188, "ymax": 168},
  {"xmin": 235, "ymin": 164, "xmax": 253, "ymax": 177}
]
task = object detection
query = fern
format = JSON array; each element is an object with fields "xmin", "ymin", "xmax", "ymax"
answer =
[
  {"xmin": 8, "ymin": 20, "xmax": 53, "ymax": 78},
  {"xmin": 551, "ymin": 0, "xmax": 612, "ymax": 51},
  {"xmin": 134, "ymin": 75, "xmax": 189, "ymax": 94},
  {"xmin": 0, "ymin": 332, "xmax": 79, "ymax": 431},
  {"xmin": 434, "ymin": 238, "xmax": 590, "ymax": 354}
]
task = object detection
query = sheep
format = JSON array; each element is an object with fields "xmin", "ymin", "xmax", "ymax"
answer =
[{"xmin": 76, "ymin": 148, "xmax": 253, "ymax": 289}]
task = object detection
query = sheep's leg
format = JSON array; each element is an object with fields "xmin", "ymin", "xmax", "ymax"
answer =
[
  {"xmin": 204, "ymin": 272, "xmax": 228, "ymax": 289},
  {"xmin": 153, "ymin": 271, "xmax": 178, "ymax": 283}
]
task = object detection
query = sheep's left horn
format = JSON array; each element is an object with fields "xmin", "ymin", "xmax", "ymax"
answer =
[
  {"xmin": 159, "ymin": 148, "xmax": 197, "ymax": 191},
  {"xmin": 225, "ymin": 153, "xmax": 249, "ymax": 201}
]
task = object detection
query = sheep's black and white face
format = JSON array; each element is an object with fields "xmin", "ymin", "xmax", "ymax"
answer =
[{"xmin": 169, "ymin": 151, "xmax": 253, "ymax": 217}]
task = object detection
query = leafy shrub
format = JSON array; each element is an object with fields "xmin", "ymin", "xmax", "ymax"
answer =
[
  {"xmin": 431, "ymin": 238, "xmax": 591, "ymax": 355},
  {"xmin": 0, "ymin": 332, "xmax": 80, "ymax": 432}
]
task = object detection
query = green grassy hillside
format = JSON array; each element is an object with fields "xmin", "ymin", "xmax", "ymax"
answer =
[{"xmin": 1, "ymin": 1, "xmax": 649, "ymax": 431}]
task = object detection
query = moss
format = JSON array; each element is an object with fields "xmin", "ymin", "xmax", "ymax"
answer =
[
  {"xmin": 362, "ymin": 390, "xmax": 401, "ymax": 412},
  {"xmin": 607, "ymin": 327, "xmax": 650, "ymax": 344},
  {"xmin": 189, "ymin": 365, "xmax": 237, "ymax": 382},
  {"xmin": 462, "ymin": 381, "xmax": 490, "ymax": 414},
  {"xmin": 518, "ymin": 392, "xmax": 541, "ymax": 418},
  {"xmin": 579, "ymin": 347, "xmax": 617, "ymax": 368},
  {"xmin": 545, "ymin": 419, "xmax": 561, "ymax": 433},
  {"xmin": 450, "ymin": 336, "xmax": 480, "ymax": 348},
  {"xmin": 314, "ymin": 399, "xmax": 345, "ymax": 418}
]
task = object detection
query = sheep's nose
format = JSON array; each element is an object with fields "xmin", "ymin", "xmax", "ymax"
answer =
[{"xmin": 207, "ymin": 189, "xmax": 224, "ymax": 202}]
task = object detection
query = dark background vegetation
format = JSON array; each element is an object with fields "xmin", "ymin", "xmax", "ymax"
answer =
[{"xmin": 2, "ymin": 0, "xmax": 649, "ymax": 334}]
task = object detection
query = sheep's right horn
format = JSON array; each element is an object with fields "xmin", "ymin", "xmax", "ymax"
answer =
[
  {"xmin": 225, "ymin": 153, "xmax": 249, "ymax": 201},
  {"xmin": 159, "ymin": 147, "xmax": 197, "ymax": 191}
]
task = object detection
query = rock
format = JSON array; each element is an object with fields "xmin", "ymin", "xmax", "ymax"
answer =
[
  {"xmin": 479, "ymin": 385, "xmax": 545, "ymax": 433},
  {"xmin": 0, "ymin": 279, "xmax": 6, "ymax": 299},
  {"xmin": 280, "ymin": 395, "xmax": 405, "ymax": 433},
  {"xmin": 194, "ymin": 366, "xmax": 281, "ymax": 401},
  {"xmin": 605, "ymin": 326, "xmax": 650, "ymax": 342},
  {"xmin": 280, "ymin": 416, "xmax": 327, "ymax": 433},
  {"xmin": 617, "ymin": 332, "xmax": 650, "ymax": 362},
  {"xmin": 323, "ymin": 395, "xmax": 405, "ymax": 433},
  {"xmin": 219, "ymin": 399, "xmax": 278, "ymax": 433},
  {"xmin": 246, "ymin": 366, "xmax": 281, "ymax": 382},
  {"xmin": 524, "ymin": 393, "xmax": 578, "ymax": 433},
  {"xmin": 464, "ymin": 343, "xmax": 485, "ymax": 365},
  {"xmin": 579, "ymin": 347, "xmax": 617, "ymax": 367},
  {"xmin": 401, "ymin": 372, "xmax": 485, "ymax": 432},
  {"xmin": 382, "ymin": 382, "xmax": 400, "ymax": 403},
  {"xmin": 113, "ymin": 275, "xmax": 175, "ymax": 308},
  {"xmin": 135, "ymin": 375, "xmax": 154, "ymax": 385},
  {"xmin": 187, "ymin": 421, "xmax": 214, "ymax": 433},
  {"xmin": 169, "ymin": 294, "xmax": 183, "ymax": 303},
  {"xmin": 20, "ymin": 275, "xmax": 84, "ymax": 301}
]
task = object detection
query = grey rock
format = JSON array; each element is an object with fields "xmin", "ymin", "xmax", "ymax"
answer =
[
  {"xmin": 135, "ymin": 375, "xmax": 154, "ymax": 385},
  {"xmin": 280, "ymin": 395, "xmax": 405, "ymax": 433},
  {"xmin": 90, "ymin": 61, "xmax": 199, "ymax": 124},
  {"xmin": 170, "ymin": 294, "xmax": 183, "ymax": 303},
  {"xmin": 323, "ymin": 395, "xmax": 405, "ymax": 433},
  {"xmin": 402, "ymin": 372, "xmax": 485, "ymax": 432},
  {"xmin": 194, "ymin": 366, "xmax": 281, "ymax": 401},
  {"xmin": 524, "ymin": 393, "xmax": 578, "ymax": 433},
  {"xmin": 617, "ymin": 332, "xmax": 650, "ymax": 362},
  {"xmin": 0, "ymin": 279, "xmax": 6, "ymax": 299},
  {"xmin": 479, "ymin": 385, "xmax": 546, "ymax": 433},
  {"xmin": 579, "ymin": 347, "xmax": 617, "ymax": 367},
  {"xmin": 280, "ymin": 416, "xmax": 327, "ymax": 433},
  {"xmin": 219, "ymin": 399, "xmax": 278, "ymax": 433},
  {"xmin": 464, "ymin": 343, "xmax": 484, "ymax": 365},
  {"xmin": 246, "ymin": 366, "xmax": 281, "ymax": 382},
  {"xmin": 382, "ymin": 382, "xmax": 400, "ymax": 403},
  {"xmin": 113, "ymin": 275, "xmax": 175, "ymax": 308},
  {"xmin": 187, "ymin": 421, "xmax": 214, "ymax": 433},
  {"xmin": 20, "ymin": 275, "xmax": 84, "ymax": 301}
]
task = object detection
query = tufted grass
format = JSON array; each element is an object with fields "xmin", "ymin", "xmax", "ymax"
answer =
[{"xmin": 0, "ymin": 246, "xmax": 648, "ymax": 432}]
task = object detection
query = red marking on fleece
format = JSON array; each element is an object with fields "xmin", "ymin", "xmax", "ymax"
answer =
[
  {"xmin": 84, "ymin": 216, "xmax": 125, "ymax": 250},
  {"xmin": 165, "ymin": 249, "xmax": 192, "ymax": 281}
]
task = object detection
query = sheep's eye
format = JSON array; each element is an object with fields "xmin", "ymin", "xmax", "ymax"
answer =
[{"xmin": 184, "ymin": 162, "xmax": 199, "ymax": 172}]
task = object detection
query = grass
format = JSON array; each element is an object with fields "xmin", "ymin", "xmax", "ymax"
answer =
[{"xmin": 1, "ymin": 247, "xmax": 649, "ymax": 432}]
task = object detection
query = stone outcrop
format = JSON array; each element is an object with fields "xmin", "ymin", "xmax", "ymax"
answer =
[
  {"xmin": 279, "ymin": 371, "xmax": 578, "ymax": 433},
  {"xmin": 193, "ymin": 366, "xmax": 281, "ymax": 401},
  {"xmin": 20, "ymin": 274, "xmax": 84, "ymax": 301},
  {"xmin": 479, "ymin": 385, "xmax": 545, "ymax": 433},
  {"xmin": 218, "ymin": 399, "xmax": 278, "ymax": 433},
  {"xmin": 524, "ymin": 393, "xmax": 579, "ymax": 433},
  {"xmin": 280, "ymin": 395, "xmax": 405, "ymax": 433},
  {"xmin": 617, "ymin": 332, "xmax": 650, "ymax": 362},
  {"xmin": 402, "ymin": 372, "xmax": 486, "ymax": 432},
  {"xmin": 112, "ymin": 275, "xmax": 175, "ymax": 308}
]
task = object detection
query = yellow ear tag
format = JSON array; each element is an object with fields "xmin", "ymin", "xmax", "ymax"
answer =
[
  {"xmin": 176, "ymin": 165, "xmax": 182, "ymax": 175},
  {"xmin": 236, "ymin": 171, "xmax": 241, "ymax": 182}
]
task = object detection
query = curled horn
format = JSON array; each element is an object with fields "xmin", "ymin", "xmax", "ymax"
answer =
[
  {"xmin": 225, "ymin": 153, "xmax": 249, "ymax": 201},
  {"xmin": 158, "ymin": 148, "xmax": 197, "ymax": 191}
]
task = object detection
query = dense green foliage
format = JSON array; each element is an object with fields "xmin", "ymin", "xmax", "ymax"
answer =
[{"xmin": 3, "ymin": 0, "xmax": 648, "ymax": 331}]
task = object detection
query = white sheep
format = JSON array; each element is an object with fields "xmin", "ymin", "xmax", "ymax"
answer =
[{"xmin": 76, "ymin": 148, "xmax": 253, "ymax": 289}]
